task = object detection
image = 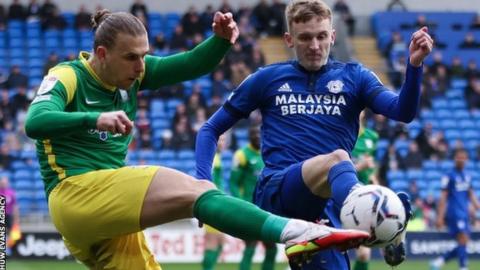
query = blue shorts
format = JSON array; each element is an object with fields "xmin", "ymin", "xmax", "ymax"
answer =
[
  {"xmin": 254, "ymin": 162, "xmax": 350, "ymax": 270},
  {"xmin": 447, "ymin": 217, "xmax": 470, "ymax": 236}
]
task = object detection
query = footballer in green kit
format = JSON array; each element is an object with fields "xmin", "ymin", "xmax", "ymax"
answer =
[
  {"xmin": 351, "ymin": 111, "xmax": 379, "ymax": 270},
  {"xmin": 24, "ymin": 8, "xmax": 370, "ymax": 270},
  {"xmin": 230, "ymin": 126, "xmax": 277, "ymax": 270}
]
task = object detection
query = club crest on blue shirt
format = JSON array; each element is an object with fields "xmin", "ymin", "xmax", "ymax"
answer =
[{"xmin": 326, "ymin": 80, "xmax": 344, "ymax": 94}]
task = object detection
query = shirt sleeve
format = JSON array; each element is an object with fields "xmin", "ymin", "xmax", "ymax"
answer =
[
  {"xmin": 25, "ymin": 67, "xmax": 100, "ymax": 140},
  {"xmin": 195, "ymin": 107, "xmax": 241, "ymax": 180},
  {"xmin": 223, "ymin": 69, "xmax": 267, "ymax": 118},
  {"xmin": 360, "ymin": 62, "xmax": 422, "ymax": 123},
  {"xmin": 140, "ymin": 36, "xmax": 231, "ymax": 90},
  {"xmin": 440, "ymin": 175, "xmax": 451, "ymax": 191}
]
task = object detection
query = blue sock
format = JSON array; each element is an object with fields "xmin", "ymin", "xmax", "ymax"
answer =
[
  {"xmin": 443, "ymin": 246, "xmax": 458, "ymax": 262},
  {"xmin": 458, "ymin": 244, "xmax": 467, "ymax": 268},
  {"xmin": 327, "ymin": 161, "xmax": 360, "ymax": 208}
]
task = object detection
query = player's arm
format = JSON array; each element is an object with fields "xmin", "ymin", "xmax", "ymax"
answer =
[
  {"xmin": 140, "ymin": 12, "xmax": 238, "ymax": 90},
  {"xmin": 195, "ymin": 108, "xmax": 240, "ymax": 180},
  {"xmin": 361, "ymin": 27, "xmax": 433, "ymax": 123},
  {"xmin": 229, "ymin": 150, "xmax": 246, "ymax": 198},
  {"xmin": 195, "ymin": 70, "xmax": 266, "ymax": 180},
  {"xmin": 469, "ymin": 189, "xmax": 480, "ymax": 210},
  {"xmin": 436, "ymin": 175, "xmax": 450, "ymax": 229},
  {"xmin": 25, "ymin": 68, "xmax": 100, "ymax": 139}
]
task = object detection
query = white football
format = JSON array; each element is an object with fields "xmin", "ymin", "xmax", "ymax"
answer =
[{"xmin": 340, "ymin": 185, "xmax": 406, "ymax": 247}]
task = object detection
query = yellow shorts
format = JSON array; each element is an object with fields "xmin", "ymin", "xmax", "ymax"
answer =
[
  {"xmin": 204, "ymin": 224, "xmax": 222, "ymax": 234},
  {"xmin": 48, "ymin": 166, "xmax": 162, "ymax": 270}
]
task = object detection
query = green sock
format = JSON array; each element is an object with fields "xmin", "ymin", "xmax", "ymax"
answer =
[
  {"xmin": 240, "ymin": 245, "xmax": 255, "ymax": 270},
  {"xmin": 262, "ymin": 245, "xmax": 277, "ymax": 270},
  {"xmin": 194, "ymin": 190, "xmax": 289, "ymax": 242},
  {"xmin": 202, "ymin": 248, "xmax": 220, "ymax": 270},
  {"xmin": 354, "ymin": 260, "xmax": 368, "ymax": 270}
]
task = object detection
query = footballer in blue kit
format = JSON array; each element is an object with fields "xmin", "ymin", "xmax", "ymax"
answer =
[
  {"xmin": 431, "ymin": 149, "xmax": 480, "ymax": 270},
  {"xmin": 195, "ymin": 0, "xmax": 433, "ymax": 269}
]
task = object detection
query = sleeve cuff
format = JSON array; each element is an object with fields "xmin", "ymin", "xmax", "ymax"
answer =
[{"xmin": 84, "ymin": 112, "xmax": 100, "ymax": 128}]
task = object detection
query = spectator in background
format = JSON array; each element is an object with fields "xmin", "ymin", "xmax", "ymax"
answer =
[
  {"xmin": 192, "ymin": 107, "xmax": 207, "ymax": 133},
  {"xmin": 200, "ymin": 5, "xmax": 215, "ymax": 33},
  {"xmin": 465, "ymin": 60, "xmax": 480, "ymax": 80},
  {"xmin": 429, "ymin": 51, "xmax": 448, "ymax": 75},
  {"xmin": 459, "ymin": 32, "xmax": 480, "ymax": 49},
  {"xmin": 0, "ymin": 4, "xmax": 6, "ymax": 30},
  {"xmin": 171, "ymin": 117, "xmax": 195, "ymax": 150},
  {"xmin": 26, "ymin": 0, "xmax": 41, "ymax": 21},
  {"xmin": 252, "ymin": 0, "xmax": 270, "ymax": 36},
  {"xmin": 169, "ymin": 25, "xmax": 189, "ymax": 51},
  {"xmin": 218, "ymin": 0, "xmax": 234, "ymax": 15},
  {"xmin": 41, "ymin": 6, "xmax": 66, "ymax": 30},
  {"xmin": 269, "ymin": 0, "xmax": 286, "ymax": 36},
  {"xmin": 8, "ymin": 0, "xmax": 25, "ymax": 21},
  {"xmin": 211, "ymin": 69, "xmax": 231, "ymax": 98},
  {"xmin": 130, "ymin": 0, "xmax": 148, "ymax": 28},
  {"xmin": 248, "ymin": 45, "xmax": 266, "ymax": 71},
  {"xmin": 0, "ymin": 144, "xmax": 13, "ymax": 170},
  {"xmin": 43, "ymin": 52, "xmax": 59, "ymax": 75},
  {"xmin": 414, "ymin": 14, "xmax": 437, "ymax": 30},
  {"xmin": 5, "ymin": 65, "xmax": 28, "ymax": 89},
  {"xmin": 182, "ymin": 6, "xmax": 204, "ymax": 38},
  {"xmin": 379, "ymin": 144, "xmax": 406, "ymax": 186},
  {"xmin": 74, "ymin": 4, "xmax": 92, "ymax": 30},
  {"xmin": 153, "ymin": 33, "xmax": 168, "ymax": 52},
  {"xmin": 404, "ymin": 141, "xmax": 423, "ymax": 169},
  {"xmin": 449, "ymin": 56, "xmax": 465, "ymax": 78},
  {"xmin": 384, "ymin": 31, "xmax": 407, "ymax": 59},
  {"xmin": 465, "ymin": 77, "xmax": 480, "ymax": 111},
  {"xmin": 469, "ymin": 14, "xmax": 480, "ymax": 30},
  {"xmin": 185, "ymin": 89, "xmax": 207, "ymax": 121},
  {"xmin": 10, "ymin": 86, "xmax": 30, "ymax": 116},
  {"xmin": 386, "ymin": 0, "xmax": 407, "ymax": 11},
  {"xmin": 206, "ymin": 95, "xmax": 223, "ymax": 117},
  {"xmin": 230, "ymin": 61, "xmax": 251, "ymax": 88},
  {"xmin": 39, "ymin": 0, "xmax": 57, "ymax": 23},
  {"xmin": 333, "ymin": 0, "xmax": 355, "ymax": 36}
]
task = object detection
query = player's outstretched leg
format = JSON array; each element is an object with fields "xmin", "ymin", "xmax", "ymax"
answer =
[{"xmin": 284, "ymin": 220, "xmax": 369, "ymax": 266}]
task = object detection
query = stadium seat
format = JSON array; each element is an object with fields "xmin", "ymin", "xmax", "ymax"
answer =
[
  {"xmin": 177, "ymin": 150, "xmax": 195, "ymax": 160},
  {"xmin": 406, "ymin": 169, "xmax": 423, "ymax": 181},
  {"xmin": 157, "ymin": 150, "xmax": 174, "ymax": 161}
]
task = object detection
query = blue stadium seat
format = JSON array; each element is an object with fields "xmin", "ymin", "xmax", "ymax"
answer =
[
  {"xmin": 422, "ymin": 160, "xmax": 438, "ymax": 170},
  {"xmin": 425, "ymin": 170, "xmax": 443, "ymax": 181},
  {"xmin": 157, "ymin": 150, "xmax": 175, "ymax": 160},
  {"xmin": 177, "ymin": 150, "xmax": 195, "ymax": 160},
  {"xmin": 439, "ymin": 160, "xmax": 454, "ymax": 171},
  {"xmin": 459, "ymin": 119, "xmax": 475, "ymax": 129},
  {"xmin": 431, "ymin": 98, "xmax": 449, "ymax": 110},
  {"xmin": 453, "ymin": 109, "xmax": 470, "ymax": 119},
  {"xmin": 27, "ymin": 37, "xmax": 42, "ymax": 49},
  {"xmin": 151, "ymin": 118, "xmax": 169, "ymax": 130},
  {"xmin": 138, "ymin": 150, "xmax": 156, "ymax": 160},
  {"xmin": 390, "ymin": 179, "xmax": 409, "ymax": 191},
  {"xmin": 387, "ymin": 170, "xmax": 405, "ymax": 181},
  {"xmin": 463, "ymin": 129, "xmax": 480, "ymax": 140},
  {"xmin": 13, "ymin": 169, "xmax": 32, "ymax": 180},
  {"xmin": 406, "ymin": 169, "xmax": 423, "ymax": 181}
]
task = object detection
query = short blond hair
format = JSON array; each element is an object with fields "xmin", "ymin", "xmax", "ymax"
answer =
[{"xmin": 285, "ymin": 0, "xmax": 332, "ymax": 31}]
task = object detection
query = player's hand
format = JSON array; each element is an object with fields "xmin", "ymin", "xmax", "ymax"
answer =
[
  {"xmin": 96, "ymin": 111, "xmax": 133, "ymax": 135},
  {"xmin": 436, "ymin": 217, "xmax": 445, "ymax": 230},
  {"xmin": 408, "ymin": 26, "xmax": 434, "ymax": 67},
  {"xmin": 212, "ymin": 11, "xmax": 239, "ymax": 44}
]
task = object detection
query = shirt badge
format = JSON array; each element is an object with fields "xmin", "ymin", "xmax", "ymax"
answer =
[{"xmin": 326, "ymin": 80, "xmax": 344, "ymax": 94}]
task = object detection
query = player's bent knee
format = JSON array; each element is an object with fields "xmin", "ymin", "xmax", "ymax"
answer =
[{"xmin": 329, "ymin": 149, "xmax": 350, "ymax": 162}]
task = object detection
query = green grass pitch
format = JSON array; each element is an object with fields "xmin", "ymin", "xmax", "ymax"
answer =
[{"xmin": 7, "ymin": 260, "xmax": 480, "ymax": 270}]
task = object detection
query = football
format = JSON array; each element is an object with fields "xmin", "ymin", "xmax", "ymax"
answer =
[{"xmin": 340, "ymin": 185, "xmax": 406, "ymax": 247}]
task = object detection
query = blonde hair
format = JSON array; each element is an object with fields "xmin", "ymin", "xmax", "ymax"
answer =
[{"xmin": 285, "ymin": 0, "xmax": 332, "ymax": 31}]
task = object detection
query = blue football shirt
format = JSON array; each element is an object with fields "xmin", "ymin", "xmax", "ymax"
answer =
[{"xmin": 441, "ymin": 169, "xmax": 472, "ymax": 220}]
